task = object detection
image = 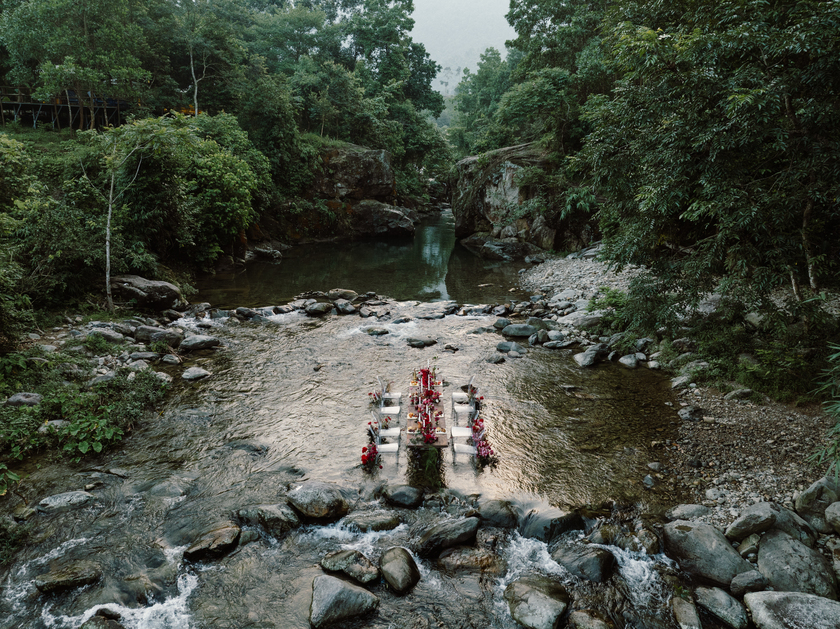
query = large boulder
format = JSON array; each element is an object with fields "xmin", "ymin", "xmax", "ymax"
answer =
[
  {"xmin": 379, "ymin": 546, "xmax": 421, "ymax": 594},
  {"xmin": 519, "ymin": 507, "xmax": 585, "ymax": 544},
  {"xmin": 795, "ymin": 477, "xmax": 840, "ymax": 534},
  {"xmin": 417, "ymin": 517, "xmax": 480, "ymax": 557},
  {"xmin": 309, "ymin": 574, "xmax": 379, "ymax": 629},
  {"xmin": 727, "ymin": 502, "xmax": 817, "ymax": 547},
  {"xmin": 287, "ymin": 481, "xmax": 349, "ymax": 520},
  {"xmin": 348, "ymin": 200, "xmax": 415, "ymax": 238},
  {"xmin": 478, "ymin": 499, "xmax": 518, "ymax": 528},
  {"xmin": 551, "ymin": 545, "xmax": 616, "ymax": 583},
  {"xmin": 744, "ymin": 591, "xmax": 840, "ymax": 629},
  {"xmin": 756, "ymin": 529, "xmax": 838, "ymax": 599},
  {"xmin": 694, "ymin": 586, "xmax": 748, "ymax": 629},
  {"xmin": 383, "ymin": 485, "xmax": 423, "ymax": 508},
  {"xmin": 503, "ymin": 574, "xmax": 570, "ymax": 629},
  {"xmin": 663, "ymin": 520, "xmax": 753, "ymax": 587},
  {"xmin": 110, "ymin": 275, "xmax": 184, "ymax": 310}
]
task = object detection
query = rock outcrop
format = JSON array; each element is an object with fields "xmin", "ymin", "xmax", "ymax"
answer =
[{"xmin": 452, "ymin": 143, "xmax": 596, "ymax": 258}]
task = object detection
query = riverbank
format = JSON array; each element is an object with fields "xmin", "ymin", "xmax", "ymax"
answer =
[{"xmin": 518, "ymin": 252, "xmax": 832, "ymax": 527}]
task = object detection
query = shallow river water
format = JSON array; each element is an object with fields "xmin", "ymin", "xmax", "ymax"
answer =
[{"xmin": 1, "ymin": 213, "xmax": 692, "ymax": 629}]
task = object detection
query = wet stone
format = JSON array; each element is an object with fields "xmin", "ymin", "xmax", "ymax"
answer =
[
  {"xmin": 551, "ymin": 545, "xmax": 617, "ymax": 583},
  {"xmin": 321, "ymin": 549, "xmax": 380, "ymax": 584},
  {"xmin": 343, "ymin": 511, "xmax": 401, "ymax": 532},
  {"xmin": 438, "ymin": 547, "xmax": 506, "ymax": 574},
  {"xmin": 504, "ymin": 574, "xmax": 569, "ymax": 629},
  {"xmin": 694, "ymin": 586, "xmax": 748, "ymax": 629},
  {"xmin": 287, "ymin": 481, "xmax": 349, "ymax": 520},
  {"xmin": 384, "ymin": 484, "xmax": 424, "ymax": 508},
  {"xmin": 182, "ymin": 367, "xmax": 211, "ymax": 381},
  {"xmin": 38, "ymin": 490, "xmax": 97, "ymax": 514},
  {"xmin": 417, "ymin": 517, "xmax": 480, "ymax": 557},
  {"xmin": 309, "ymin": 574, "xmax": 379, "ymax": 629},
  {"xmin": 729, "ymin": 570, "xmax": 768, "ymax": 597},
  {"xmin": 183, "ymin": 521, "xmax": 241, "ymax": 562},
  {"xmin": 179, "ymin": 335, "xmax": 221, "ymax": 351},
  {"xmin": 35, "ymin": 560, "xmax": 102, "ymax": 593},
  {"xmin": 379, "ymin": 547, "xmax": 420, "ymax": 594}
]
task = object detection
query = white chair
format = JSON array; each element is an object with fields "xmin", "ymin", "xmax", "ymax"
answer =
[
  {"xmin": 452, "ymin": 443, "xmax": 477, "ymax": 458},
  {"xmin": 452, "ymin": 397, "xmax": 475, "ymax": 423},
  {"xmin": 451, "ymin": 376, "xmax": 475, "ymax": 405},
  {"xmin": 368, "ymin": 419, "xmax": 399, "ymax": 454},
  {"xmin": 377, "ymin": 376, "xmax": 402, "ymax": 405},
  {"xmin": 369, "ymin": 411, "xmax": 400, "ymax": 440},
  {"xmin": 451, "ymin": 411, "xmax": 483, "ymax": 440}
]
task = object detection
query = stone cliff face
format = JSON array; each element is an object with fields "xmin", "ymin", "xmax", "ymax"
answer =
[
  {"xmin": 256, "ymin": 145, "xmax": 416, "ymax": 249},
  {"xmin": 452, "ymin": 143, "xmax": 596, "ymax": 260},
  {"xmin": 313, "ymin": 146, "xmax": 396, "ymax": 203}
]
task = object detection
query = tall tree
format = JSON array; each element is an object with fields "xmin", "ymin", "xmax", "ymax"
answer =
[
  {"xmin": 582, "ymin": 0, "xmax": 840, "ymax": 322},
  {"xmin": 2, "ymin": 0, "xmax": 152, "ymax": 128}
]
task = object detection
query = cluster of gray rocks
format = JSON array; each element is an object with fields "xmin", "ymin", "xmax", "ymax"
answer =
[
  {"xmin": 33, "ymin": 474, "xmax": 840, "ymax": 629},
  {"xmin": 660, "ymin": 488, "xmax": 840, "ymax": 629}
]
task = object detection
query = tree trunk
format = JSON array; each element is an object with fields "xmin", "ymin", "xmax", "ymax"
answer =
[
  {"xmin": 190, "ymin": 47, "xmax": 199, "ymax": 117},
  {"xmin": 106, "ymin": 166, "xmax": 115, "ymax": 312},
  {"xmin": 790, "ymin": 268, "xmax": 803, "ymax": 303},
  {"xmin": 802, "ymin": 195, "xmax": 818, "ymax": 291}
]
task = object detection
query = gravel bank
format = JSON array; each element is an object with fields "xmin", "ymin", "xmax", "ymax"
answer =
[{"xmin": 519, "ymin": 254, "xmax": 832, "ymax": 529}]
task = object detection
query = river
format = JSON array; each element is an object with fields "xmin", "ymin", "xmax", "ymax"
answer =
[{"xmin": 1, "ymin": 211, "xmax": 689, "ymax": 628}]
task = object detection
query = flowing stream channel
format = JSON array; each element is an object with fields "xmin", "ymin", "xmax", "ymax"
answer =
[{"xmin": 1, "ymin": 212, "xmax": 692, "ymax": 629}]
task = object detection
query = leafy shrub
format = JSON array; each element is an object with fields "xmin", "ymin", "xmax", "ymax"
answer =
[{"xmin": 812, "ymin": 344, "xmax": 840, "ymax": 477}]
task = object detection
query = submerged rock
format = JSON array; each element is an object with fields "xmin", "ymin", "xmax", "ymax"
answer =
[
  {"xmin": 37, "ymin": 491, "xmax": 97, "ymax": 514},
  {"xmin": 309, "ymin": 574, "xmax": 379, "ymax": 629},
  {"xmin": 343, "ymin": 511, "xmax": 401, "ymax": 532},
  {"xmin": 35, "ymin": 560, "xmax": 102, "ymax": 593},
  {"xmin": 237, "ymin": 503, "xmax": 300, "ymax": 537},
  {"xmin": 504, "ymin": 574, "xmax": 569, "ymax": 629},
  {"xmin": 182, "ymin": 367, "xmax": 211, "ymax": 381},
  {"xmin": 379, "ymin": 547, "xmax": 420, "ymax": 594}
]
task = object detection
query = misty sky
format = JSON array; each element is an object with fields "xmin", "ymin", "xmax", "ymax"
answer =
[{"xmin": 411, "ymin": 0, "xmax": 515, "ymax": 93}]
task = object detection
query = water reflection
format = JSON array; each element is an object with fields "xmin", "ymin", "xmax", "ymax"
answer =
[{"xmin": 196, "ymin": 211, "xmax": 528, "ymax": 307}]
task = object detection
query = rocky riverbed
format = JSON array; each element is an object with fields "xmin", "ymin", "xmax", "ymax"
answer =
[{"xmin": 3, "ymin": 252, "xmax": 840, "ymax": 628}]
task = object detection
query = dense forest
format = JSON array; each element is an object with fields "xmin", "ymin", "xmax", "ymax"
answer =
[
  {"xmin": 0, "ymin": 0, "xmax": 452, "ymax": 343},
  {"xmin": 1, "ymin": 0, "xmax": 839, "ymax": 360}
]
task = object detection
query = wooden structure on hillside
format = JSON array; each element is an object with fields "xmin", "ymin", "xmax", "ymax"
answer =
[{"xmin": 0, "ymin": 86, "xmax": 129, "ymax": 130}]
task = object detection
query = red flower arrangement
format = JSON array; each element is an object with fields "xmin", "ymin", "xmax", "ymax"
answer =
[{"xmin": 361, "ymin": 443, "xmax": 382, "ymax": 469}]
